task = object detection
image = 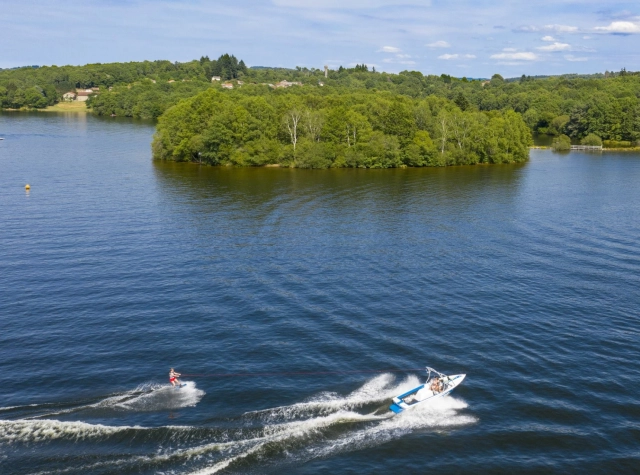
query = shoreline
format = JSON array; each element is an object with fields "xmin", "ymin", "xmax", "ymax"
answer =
[
  {"xmin": 530, "ymin": 145, "xmax": 640, "ymax": 152},
  {"xmin": 1, "ymin": 111, "xmax": 638, "ymax": 154},
  {"xmin": 155, "ymin": 159, "xmax": 527, "ymax": 170},
  {"xmin": 1, "ymin": 103, "xmax": 88, "ymax": 113},
  {"xmin": 41, "ymin": 102, "xmax": 88, "ymax": 113},
  {"xmin": 602, "ymin": 147, "xmax": 640, "ymax": 152}
]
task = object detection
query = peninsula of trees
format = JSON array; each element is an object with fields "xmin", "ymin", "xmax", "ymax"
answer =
[
  {"xmin": 2, "ymin": 54, "xmax": 640, "ymax": 167},
  {"xmin": 152, "ymin": 88, "xmax": 531, "ymax": 168}
]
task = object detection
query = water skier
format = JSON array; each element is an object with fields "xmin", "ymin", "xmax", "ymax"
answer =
[{"xmin": 169, "ymin": 368, "xmax": 182, "ymax": 387}]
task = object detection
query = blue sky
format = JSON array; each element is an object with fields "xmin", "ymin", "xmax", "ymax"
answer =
[{"xmin": 2, "ymin": 0, "xmax": 639, "ymax": 77}]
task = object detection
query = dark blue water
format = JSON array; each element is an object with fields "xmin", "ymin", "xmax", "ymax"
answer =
[{"xmin": 1, "ymin": 113, "xmax": 639, "ymax": 474}]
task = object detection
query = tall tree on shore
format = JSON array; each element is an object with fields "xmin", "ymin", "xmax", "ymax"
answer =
[{"xmin": 283, "ymin": 108, "xmax": 303, "ymax": 154}]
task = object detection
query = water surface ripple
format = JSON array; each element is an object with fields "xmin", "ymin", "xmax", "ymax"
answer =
[{"xmin": 1, "ymin": 113, "xmax": 639, "ymax": 474}]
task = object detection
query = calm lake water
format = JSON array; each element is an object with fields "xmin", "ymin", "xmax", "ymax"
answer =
[{"xmin": 1, "ymin": 113, "xmax": 639, "ymax": 474}]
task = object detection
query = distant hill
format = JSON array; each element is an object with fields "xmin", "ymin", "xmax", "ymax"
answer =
[
  {"xmin": 0, "ymin": 65, "xmax": 40, "ymax": 71},
  {"xmin": 505, "ymin": 72, "xmax": 620, "ymax": 82},
  {"xmin": 249, "ymin": 66, "xmax": 293, "ymax": 70}
]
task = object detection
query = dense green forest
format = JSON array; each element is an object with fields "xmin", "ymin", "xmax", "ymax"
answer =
[
  {"xmin": 152, "ymin": 88, "xmax": 532, "ymax": 168},
  {"xmin": 2, "ymin": 54, "xmax": 640, "ymax": 159},
  {"xmin": 0, "ymin": 55, "xmax": 243, "ymax": 112}
]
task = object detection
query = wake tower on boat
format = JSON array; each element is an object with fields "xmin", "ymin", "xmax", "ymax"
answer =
[{"xmin": 389, "ymin": 367, "xmax": 465, "ymax": 414}]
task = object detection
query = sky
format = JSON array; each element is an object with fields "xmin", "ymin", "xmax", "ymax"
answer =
[{"xmin": 1, "ymin": 0, "xmax": 639, "ymax": 77}]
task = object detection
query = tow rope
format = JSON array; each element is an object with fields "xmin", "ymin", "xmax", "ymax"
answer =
[{"xmin": 181, "ymin": 368, "xmax": 426, "ymax": 378}]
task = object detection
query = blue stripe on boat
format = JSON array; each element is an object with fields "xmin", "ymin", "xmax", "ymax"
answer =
[
  {"xmin": 396, "ymin": 385, "xmax": 424, "ymax": 399},
  {"xmin": 389, "ymin": 403, "xmax": 404, "ymax": 414}
]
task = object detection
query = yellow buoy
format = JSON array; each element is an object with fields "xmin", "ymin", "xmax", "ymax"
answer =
[{"xmin": 25, "ymin": 184, "xmax": 30, "ymax": 190}]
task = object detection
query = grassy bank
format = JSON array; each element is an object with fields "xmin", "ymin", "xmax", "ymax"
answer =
[{"xmin": 41, "ymin": 102, "xmax": 88, "ymax": 112}]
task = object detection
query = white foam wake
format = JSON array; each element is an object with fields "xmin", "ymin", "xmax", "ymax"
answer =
[
  {"xmin": 1, "ymin": 375, "xmax": 474, "ymax": 474},
  {"xmin": 189, "ymin": 373, "xmax": 476, "ymax": 474},
  {"xmin": 113, "ymin": 381, "xmax": 205, "ymax": 411},
  {"xmin": 246, "ymin": 373, "xmax": 420, "ymax": 423},
  {"xmin": 0, "ymin": 419, "xmax": 141, "ymax": 444},
  {"xmin": 305, "ymin": 396, "xmax": 477, "ymax": 460},
  {"xmin": 23, "ymin": 381, "xmax": 205, "ymax": 419}
]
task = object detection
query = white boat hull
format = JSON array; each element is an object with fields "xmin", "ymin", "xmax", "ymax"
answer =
[{"xmin": 390, "ymin": 374, "xmax": 466, "ymax": 414}]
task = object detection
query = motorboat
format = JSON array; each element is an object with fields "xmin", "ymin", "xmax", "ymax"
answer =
[{"xmin": 389, "ymin": 367, "xmax": 466, "ymax": 414}]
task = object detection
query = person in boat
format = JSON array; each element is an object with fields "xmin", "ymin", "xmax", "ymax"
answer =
[
  {"xmin": 430, "ymin": 377, "xmax": 443, "ymax": 393},
  {"xmin": 169, "ymin": 368, "xmax": 182, "ymax": 387}
]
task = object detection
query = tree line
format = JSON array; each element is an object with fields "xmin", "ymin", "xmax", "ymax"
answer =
[
  {"xmin": 68, "ymin": 65, "xmax": 640, "ymax": 144},
  {"xmin": 2, "ymin": 55, "xmax": 639, "ymax": 146},
  {"xmin": 152, "ymin": 89, "xmax": 532, "ymax": 168},
  {"xmin": 0, "ymin": 58, "xmax": 211, "ymax": 111}
]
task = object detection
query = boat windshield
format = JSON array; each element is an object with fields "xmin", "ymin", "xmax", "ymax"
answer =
[{"xmin": 425, "ymin": 367, "xmax": 447, "ymax": 381}]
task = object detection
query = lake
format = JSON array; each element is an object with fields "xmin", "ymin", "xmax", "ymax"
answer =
[{"xmin": 1, "ymin": 113, "xmax": 639, "ymax": 474}]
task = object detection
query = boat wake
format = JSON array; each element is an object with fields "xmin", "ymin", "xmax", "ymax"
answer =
[
  {"xmin": 0, "ymin": 381, "xmax": 205, "ymax": 421},
  {"xmin": 190, "ymin": 374, "xmax": 475, "ymax": 474},
  {"xmin": 1, "ymin": 375, "xmax": 475, "ymax": 474},
  {"xmin": 111, "ymin": 381, "xmax": 205, "ymax": 412}
]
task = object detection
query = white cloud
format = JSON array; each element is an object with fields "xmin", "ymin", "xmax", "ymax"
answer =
[
  {"xmin": 515, "ymin": 25, "xmax": 539, "ymax": 32},
  {"xmin": 5, "ymin": 0, "xmax": 635, "ymax": 77},
  {"xmin": 396, "ymin": 53, "xmax": 411, "ymax": 58},
  {"xmin": 502, "ymin": 47, "xmax": 517, "ymax": 52},
  {"xmin": 542, "ymin": 35, "xmax": 555, "ymax": 41},
  {"xmin": 545, "ymin": 24, "xmax": 578, "ymax": 33},
  {"xmin": 426, "ymin": 40, "xmax": 450, "ymax": 48},
  {"xmin": 583, "ymin": 35, "xmax": 591, "ymax": 39},
  {"xmin": 491, "ymin": 52, "xmax": 538, "ymax": 60},
  {"xmin": 565, "ymin": 55, "xmax": 587, "ymax": 62},
  {"xmin": 515, "ymin": 24, "xmax": 577, "ymax": 34},
  {"xmin": 537, "ymin": 42, "xmax": 571, "ymax": 51},
  {"xmin": 573, "ymin": 45, "xmax": 596, "ymax": 53},
  {"xmin": 594, "ymin": 21, "xmax": 640, "ymax": 34},
  {"xmin": 378, "ymin": 46, "xmax": 401, "ymax": 53},
  {"xmin": 438, "ymin": 53, "xmax": 475, "ymax": 60}
]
